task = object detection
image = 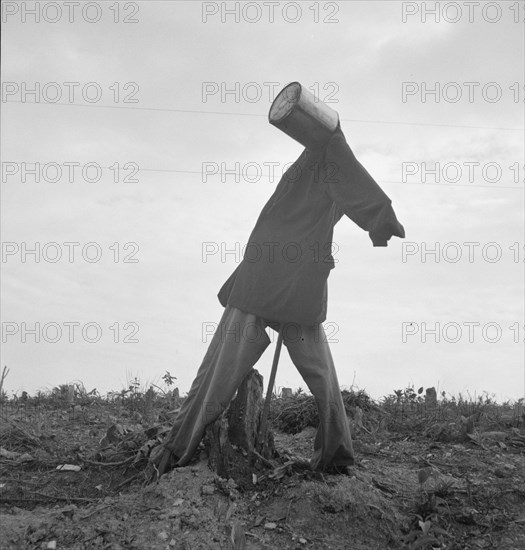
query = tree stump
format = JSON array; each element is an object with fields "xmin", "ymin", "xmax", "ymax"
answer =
[
  {"xmin": 203, "ymin": 369, "xmax": 276, "ymax": 485},
  {"xmin": 425, "ymin": 387, "xmax": 437, "ymax": 409}
]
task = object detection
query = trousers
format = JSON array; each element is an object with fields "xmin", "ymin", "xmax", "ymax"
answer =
[{"xmin": 162, "ymin": 305, "xmax": 355, "ymax": 470}]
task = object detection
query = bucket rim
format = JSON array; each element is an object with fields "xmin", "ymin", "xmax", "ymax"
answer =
[{"xmin": 268, "ymin": 81, "xmax": 303, "ymax": 124}]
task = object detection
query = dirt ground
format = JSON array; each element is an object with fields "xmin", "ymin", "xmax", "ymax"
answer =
[{"xmin": 0, "ymin": 394, "xmax": 524, "ymax": 550}]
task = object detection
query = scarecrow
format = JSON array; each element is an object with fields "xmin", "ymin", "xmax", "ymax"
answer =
[{"xmin": 155, "ymin": 82, "xmax": 405, "ymax": 476}]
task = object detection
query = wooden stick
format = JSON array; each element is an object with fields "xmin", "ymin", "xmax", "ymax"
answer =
[{"xmin": 258, "ymin": 325, "xmax": 285, "ymax": 451}]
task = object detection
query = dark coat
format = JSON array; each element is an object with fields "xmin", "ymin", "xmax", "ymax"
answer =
[{"xmin": 218, "ymin": 126, "xmax": 405, "ymax": 325}]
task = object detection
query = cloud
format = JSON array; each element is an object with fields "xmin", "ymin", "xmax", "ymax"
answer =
[{"xmin": 2, "ymin": 1, "xmax": 522, "ymax": 400}]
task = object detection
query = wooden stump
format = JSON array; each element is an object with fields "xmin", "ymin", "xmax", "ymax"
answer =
[
  {"xmin": 203, "ymin": 369, "xmax": 276, "ymax": 485},
  {"xmin": 425, "ymin": 387, "xmax": 437, "ymax": 408}
]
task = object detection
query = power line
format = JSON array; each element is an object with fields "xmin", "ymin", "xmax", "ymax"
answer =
[
  {"xmin": 4, "ymin": 163, "xmax": 523, "ymax": 190},
  {"xmin": 139, "ymin": 170, "xmax": 524, "ymax": 189},
  {"xmin": 4, "ymin": 100, "xmax": 523, "ymax": 132}
]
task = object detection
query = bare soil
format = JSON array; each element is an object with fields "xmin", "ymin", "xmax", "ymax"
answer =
[{"xmin": 0, "ymin": 394, "xmax": 523, "ymax": 550}]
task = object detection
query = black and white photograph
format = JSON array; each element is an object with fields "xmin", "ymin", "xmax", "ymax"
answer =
[{"xmin": 1, "ymin": 1, "xmax": 524, "ymax": 548}]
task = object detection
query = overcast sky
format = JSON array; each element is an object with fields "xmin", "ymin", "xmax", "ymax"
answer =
[{"xmin": 1, "ymin": 0, "xmax": 524, "ymax": 403}]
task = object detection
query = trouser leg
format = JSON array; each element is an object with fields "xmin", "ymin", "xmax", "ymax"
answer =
[
  {"xmin": 163, "ymin": 305, "xmax": 271, "ymax": 466},
  {"xmin": 281, "ymin": 322, "xmax": 355, "ymax": 470}
]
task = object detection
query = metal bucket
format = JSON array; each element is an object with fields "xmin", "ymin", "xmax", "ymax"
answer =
[{"xmin": 268, "ymin": 82, "xmax": 339, "ymax": 151}]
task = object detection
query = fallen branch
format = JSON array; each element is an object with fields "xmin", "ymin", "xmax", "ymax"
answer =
[
  {"xmin": 250, "ymin": 449, "xmax": 277, "ymax": 469},
  {"xmin": 113, "ymin": 472, "xmax": 142, "ymax": 491},
  {"xmin": 79, "ymin": 455, "xmax": 135, "ymax": 467},
  {"xmin": 0, "ymin": 493, "xmax": 99, "ymax": 504}
]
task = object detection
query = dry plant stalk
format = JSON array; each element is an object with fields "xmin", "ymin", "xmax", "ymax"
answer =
[{"xmin": 0, "ymin": 365, "xmax": 9, "ymax": 397}]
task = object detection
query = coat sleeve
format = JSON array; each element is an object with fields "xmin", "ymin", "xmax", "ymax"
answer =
[{"xmin": 322, "ymin": 127, "xmax": 405, "ymax": 246}]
